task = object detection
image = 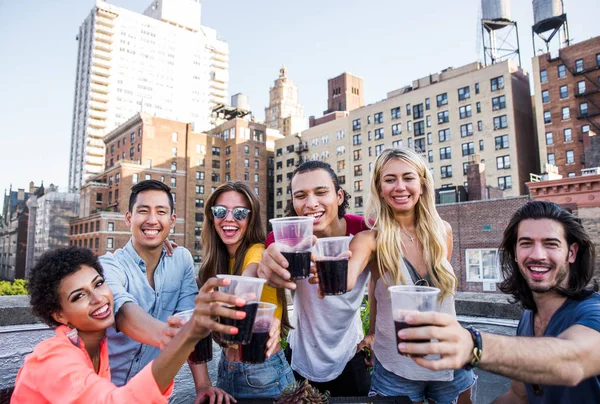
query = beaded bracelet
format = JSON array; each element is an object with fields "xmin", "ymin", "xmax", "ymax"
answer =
[{"xmin": 463, "ymin": 326, "xmax": 482, "ymax": 370}]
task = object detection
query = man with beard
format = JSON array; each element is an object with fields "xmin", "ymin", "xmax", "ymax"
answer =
[{"xmin": 396, "ymin": 201, "xmax": 600, "ymax": 403}]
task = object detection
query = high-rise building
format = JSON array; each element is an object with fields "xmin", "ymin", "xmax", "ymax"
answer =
[
  {"xmin": 273, "ymin": 60, "xmax": 537, "ymax": 217},
  {"xmin": 69, "ymin": 112, "xmax": 281, "ymax": 265},
  {"xmin": 532, "ymin": 36, "xmax": 600, "ymax": 177},
  {"xmin": 68, "ymin": 0, "xmax": 229, "ymax": 191},
  {"xmin": 264, "ymin": 67, "xmax": 306, "ymax": 136}
]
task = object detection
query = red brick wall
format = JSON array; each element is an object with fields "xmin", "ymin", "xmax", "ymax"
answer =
[{"xmin": 437, "ymin": 196, "xmax": 530, "ymax": 293}]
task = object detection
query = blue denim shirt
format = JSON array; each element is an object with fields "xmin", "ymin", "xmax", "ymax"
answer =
[{"xmin": 100, "ymin": 239, "xmax": 198, "ymax": 386}]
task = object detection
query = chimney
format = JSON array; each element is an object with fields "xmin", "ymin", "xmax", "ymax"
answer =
[{"xmin": 467, "ymin": 154, "xmax": 486, "ymax": 201}]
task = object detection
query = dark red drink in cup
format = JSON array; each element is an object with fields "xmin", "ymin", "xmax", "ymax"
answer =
[
  {"xmin": 241, "ymin": 303, "xmax": 277, "ymax": 364},
  {"xmin": 174, "ymin": 310, "xmax": 213, "ymax": 363},
  {"xmin": 314, "ymin": 236, "xmax": 351, "ymax": 295},
  {"xmin": 269, "ymin": 217, "xmax": 314, "ymax": 281}
]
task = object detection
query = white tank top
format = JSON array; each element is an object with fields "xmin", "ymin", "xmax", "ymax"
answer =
[
  {"xmin": 372, "ymin": 259, "xmax": 455, "ymax": 382},
  {"xmin": 288, "ymin": 268, "xmax": 370, "ymax": 382}
]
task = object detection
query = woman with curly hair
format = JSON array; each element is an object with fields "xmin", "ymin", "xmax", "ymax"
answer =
[
  {"xmin": 12, "ymin": 247, "xmax": 245, "ymax": 403},
  {"xmin": 198, "ymin": 181, "xmax": 295, "ymax": 398},
  {"xmin": 343, "ymin": 148, "xmax": 476, "ymax": 404}
]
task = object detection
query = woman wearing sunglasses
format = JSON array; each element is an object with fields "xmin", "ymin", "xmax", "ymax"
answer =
[
  {"xmin": 339, "ymin": 148, "xmax": 475, "ymax": 404},
  {"xmin": 198, "ymin": 181, "xmax": 294, "ymax": 399}
]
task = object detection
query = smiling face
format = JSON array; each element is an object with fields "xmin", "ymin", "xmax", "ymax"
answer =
[
  {"xmin": 126, "ymin": 190, "xmax": 176, "ymax": 252},
  {"xmin": 515, "ymin": 218, "xmax": 578, "ymax": 295},
  {"xmin": 378, "ymin": 158, "xmax": 423, "ymax": 214},
  {"xmin": 291, "ymin": 169, "xmax": 344, "ymax": 236},
  {"xmin": 213, "ymin": 190, "xmax": 250, "ymax": 257},
  {"xmin": 52, "ymin": 265, "xmax": 114, "ymax": 332}
]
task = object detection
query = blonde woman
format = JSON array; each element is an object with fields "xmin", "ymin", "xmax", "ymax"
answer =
[{"xmin": 345, "ymin": 148, "xmax": 475, "ymax": 404}]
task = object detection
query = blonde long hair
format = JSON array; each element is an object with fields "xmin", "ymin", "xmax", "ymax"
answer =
[{"xmin": 365, "ymin": 148, "xmax": 456, "ymax": 297}]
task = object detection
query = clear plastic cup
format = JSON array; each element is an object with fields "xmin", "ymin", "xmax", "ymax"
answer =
[
  {"xmin": 216, "ymin": 275, "xmax": 266, "ymax": 345},
  {"xmin": 269, "ymin": 217, "xmax": 314, "ymax": 280},
  {"xmin": 241, "ymin": 302, "xmax": 277, "ymax": 364},
  {"xmin": 174, "ymin": 309, "xmax": 213, "ymax": 364},
  {"xmin": 314, "ymin": 236, "xmax": 351, "ymax": 295},
  {"xmin": 388, "ymin": 285, "xmax": 440, "ymax": 355}
]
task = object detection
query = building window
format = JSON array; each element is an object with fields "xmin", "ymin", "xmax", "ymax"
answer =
[
  {"xmin": 414, "ymin": 121, "xmax": 425, "ymax": 136},
  {"xmin": 463, "ymin": 162, "xmax": 470, "ymax": 175},
  {"xmin": 545, "ymin": 132, "xmax": 553, "ymax": 145},
  {"xmin": 439, "ymin": 147, "xmax": 452, "ymax": 160},
  {"xmin": 374, "ymin": 112, "xmax": 384, "ymax": 124},
  {"xmin": 564, "ymin": 128, "xmax": 573, "ymax": 143},
  {"xmin": 406, "ymin": 104, "xmax": 411, "ymax": 116},
  {"xmin": 476, "ymin": 102, "xmax": 481, "ymax": 113},
  {"xmin": 544, "ymin": 111, "xmax": 552, "ymax": 124},
  {"xmin": 559, "ymin": 85, "xmax": 568, "ymax": 99},
  {"xmin": 352, "ymin": 119, "xmax": 361, "ymax": 131},
  {"xmin": 196, "ymin": 171, "xmax": 205, "ymax": 181},
  {"xmin": 580, "ymin": 102, "xmax": 589, "ymax": 116},
  {"xmin": 392, "ymin": 140, "xmax": 403, "ymax": 149},
  {"xmin": 495, "ymin": 135, "xmax": 509, "ymax": 149},
  {"xmin": 354, "ymin": 180, "xmax": 363, "ymax": 192},
  {"xmin": 255, "ymin": 147, "xmax": 260, "ymax": 157},
  {"xmin": 407, "ymin": 121, "xmax": 412, "ymax": 132},
  {"xmin": 437, "ymin": 111, "xmax": 449, "ymax": 124},
  {"xmin": 540, "ymin": 69, "xmax": 548, "ymax": 83},
  {"xmin": 107, "ymin": 238, "xmax": 114, "ymax": 250},
  {"xmin": 170, "ymin": 177, "xmax": 176, "ymax": 188},
  {"xmin": 496, "ymin": 155, "xmax": 510, "ymax": 169},
  {"xmin": 354, "ymin": 164, "xmax": 363, "ymax": 176},
  {"xmin": 436, "ymin": 93, "xmax": 448, "ymax": 107},
  {"xmin": 566, "ymin": 150, "xmax": 575, "ymax": 165},
  {"xmin": 490, "ymin": 76, "xmax": 504, "ymax": 91},
  {"xmin": 460, "ymin": 123, "xmax": 473, "ymax": 137},
  {"xmin": 196, "ymin": 185, "xmax": 204, "ymax": 194},
  {"xmin": 355, "ymin": 196, "xmax": 363, "ymax": 208},
  {"xmin": 392, "ymin": 123, "xmax": 402, "ymax": 136},
  {"xmin": 547, "ymin": 153, "xmax": 555, "ymax": 166},
  {"xmin": 427, "ymin": 132, "xmax": 432, "ymax": 145},
  {"xmin": 462, "ymin": 142, "xmax": 475, "ymax": 156},
  {"xmin": 375, "ymin": 128, "xmax": 384, "ymax": 140},
  {"xmin": 479, "ymin": 139, "xmax": 484, "ymax": 151},
  {"xmin": 426, "ymin": 115, "xmax": 431, "ymax": 127},
  {"xmin": 212, "ymin": 160, "xmax": 220, "ymax": 169},
  {"xmin": 254, "ymin": 173, "xmax": 259, "ymax": 183},
  {"xmin": 582, "ymin": 124, "xmax": 590, "ymax": 134},
  {"xmin": 575, "ymin": 59, "xmax": 584, "ymax": 73},
  {"xmin": 211, "ymin": 173, "xmax": 220, "ymax": 182},
  {"xmin": 286, "ymin": 158, "xmax": 294, "ymax": 167},
  {"xmin": 144, "ymin": 174, "xmax": 151, "ymax": 180},
  {"xmin": 171, "ymin": 162, "xmax": 177, "ymax": 172},
  {"xmin": 425, "ymin": 98, "xmax": 431, "ymax": 110},
  {"xmin": 212, "ymin": 146, "xmax": 220, "ymax": 156},
  {"xmin": 353, "ymin": 134, "xmax": 362, "ymax": 145},
  {"xmin": 132, "ymin": 173, "xmax": 139, "ymax": 184},
  {"xmin": 428, "ymin": 150, "xmax": 434, "ymax": 162},
  {"xmin": 459, "ymin": 105, "xmax": 472, "ymax": 119},
  {"xmin": 195, "ymin": 213, "xmax": 205, "ymax": 222},
  {"xmin": 254, "ymin": 160, "xmax": 259, "ymax": 169},
  {"xmin": 492, "ymin": 95, "xmax": 506, "ymax": 110},
  {"xmin": 466, "ymin": 249, "xmax": 500, "ymax": 282},
  {"xmin": 353, "ymin": 149, "xmax": 363, "ymax": 161},
  {"xmin": 440, "ymin": 165, "xmax": 452, "ymax": 178},
  {"xmin": 195, "ymin": 199, "xmax": 204, "ymax": 208},
  {"xmin": 562, "ymin": 107, "xmax": 570, "ymax": 120},
  {"xmin": 558, "ymin": 64, "xmax": 566, "ymax": 78},
  {"xmin": 493, "ymin": 115, "xmax": 508, "ymax": 129},
  {"xmin": 542, "ymin": 90, "xmax": 550, "ymax": 103},
  {"xmin": 413, "ymin": 104, "xmax": 424, "ymax": 119},
  {"xmin": 568, "ymin": 172, "xmax": 576, "ymax": 178},
  {"xmin": 439, "ymin": 129, "xmax": 451, "ymax": 142},
  {"xmin": 477, "ymin": 121, "xmax": 483, "ymax": 132},
  {"xmin": 458, "ymin": 86, "xmax": 470, "ymax": 101},
  {"xmin": 498, "ymin": 176, "xmax": 512, "ymax": 190},
  {"xmin": 414, "ymin": 137, "xmax": 426, "ymax": 152}
]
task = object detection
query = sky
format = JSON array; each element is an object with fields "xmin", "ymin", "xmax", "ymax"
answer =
[{"xmin": 1, "ymin": 0, "xmax": 599, "ymax": 211}]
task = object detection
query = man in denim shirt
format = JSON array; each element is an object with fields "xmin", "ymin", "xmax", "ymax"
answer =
[{"xmin": 101, "ymin": 180, "xmax": 234, "ymax": 403}]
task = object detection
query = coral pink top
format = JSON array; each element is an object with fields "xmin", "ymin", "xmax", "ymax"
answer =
[{"xmin": 11, "ymin": 325, "xmax": 173, "ymax": 403}]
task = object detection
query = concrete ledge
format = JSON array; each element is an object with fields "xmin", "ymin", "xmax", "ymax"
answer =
[
  {"xmin": 455, "ymin": 292, "xmax": 523, "ymax": 320},
  {"xmin": 0, "ymin": 296, "xmax": 39, "ymax": 326}
]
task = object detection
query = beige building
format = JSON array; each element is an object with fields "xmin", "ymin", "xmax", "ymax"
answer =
[
  {"xmin": 264, "ymin": 67, "xmax": 307, "ymax": 137},
  {"xmin": 273, "ymin": 61, "xmax": 537, "ymax": 217}
]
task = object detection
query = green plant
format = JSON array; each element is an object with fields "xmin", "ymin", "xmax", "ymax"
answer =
[
  {"xmin": 360, "ymin": 296, "xmax": 370, "ymax": 336},
  {"xmin": 0, "ymin": 279, "xmax": 28, "ymax": 296}
]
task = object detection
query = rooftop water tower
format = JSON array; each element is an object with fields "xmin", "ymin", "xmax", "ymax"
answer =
[
  {"xmin": 481, "ymin": 0, "xmax": 521, "ymax": 66},
  {"xmin": 532, "ymin": 0, "xmax": 569, "ymax": 55}
]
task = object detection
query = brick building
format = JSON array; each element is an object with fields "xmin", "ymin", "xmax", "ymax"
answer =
[
  {"xmin": 69, "ymin": 112, "xmax": 281, "ymax": 265},
  {"xmin": 532, "ymin": 36, "xmax": 600, "ymax": 177}
]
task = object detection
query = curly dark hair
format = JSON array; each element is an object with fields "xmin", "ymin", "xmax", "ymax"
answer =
[
  {"xmin": 28, "ymin": 247, "xmax": 104, "ymax": 327},
  {"xmin": 284, "ymin": 160, "xmax": 350, "ymax": 219},
  {"xmin": 498, "ymin": 201, "xmax": 597, "ymax": 311}
]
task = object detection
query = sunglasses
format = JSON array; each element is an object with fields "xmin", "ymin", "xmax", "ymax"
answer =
[
  {"xmin": 211, "ymin": 206, "xmax": 251, "ymax": 221},
  {"xmin": 414, "ymin": 278, "xmax": 430, "ymax": 287}
]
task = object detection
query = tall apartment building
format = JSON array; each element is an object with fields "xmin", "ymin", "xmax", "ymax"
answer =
[
  {"xmin": 264, "ymin": 67, "xmax": 306, "ymax": 136},
  {"xmin": 68, "ymin": 0, "xmax": 229, "ymax": 191},
  {"xmin": 532, "ymin": 36, "xmax": 600, "ymax": 177},
  {"xmin": 324, "ymin": 72, "xmax": 364, "ymax": 114},
  {"xmin": 25, "ymin": 185, "xmax": 80, "ymax": 272},
  {"xmin": 69, "ymin": 113, "xmax": 281, "ymax": 264},
  {"xmin": 273, "ymin": 61, "xmax": 536, "ymax": 217}
]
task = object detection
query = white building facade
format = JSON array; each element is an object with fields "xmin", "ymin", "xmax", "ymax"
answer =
[{"xmin": 68, "ymin": 0, "xmax": 229, "ymax": 191}]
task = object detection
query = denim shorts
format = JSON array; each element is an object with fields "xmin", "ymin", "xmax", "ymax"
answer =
[
  {"xmin": 217, "ymin": 349, "xmax": 295, "ymax": 399},
  {"xmin": 369, "ymin": 356, "xmax": 477, "ymax": 404}
]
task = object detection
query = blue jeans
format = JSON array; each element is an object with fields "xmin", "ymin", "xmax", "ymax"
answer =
[
  {"xmin": 217, "ymin": 349, "xmax": 295, "ymax": 398},
  {"xmin": 370, "ymin": 357, "xmax": 476, "ymax": 404}
]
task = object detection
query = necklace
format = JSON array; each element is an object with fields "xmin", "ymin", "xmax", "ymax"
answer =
[{"xmin": 401, "ymin": 228, "xmax": 416, "ymax": 243}]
